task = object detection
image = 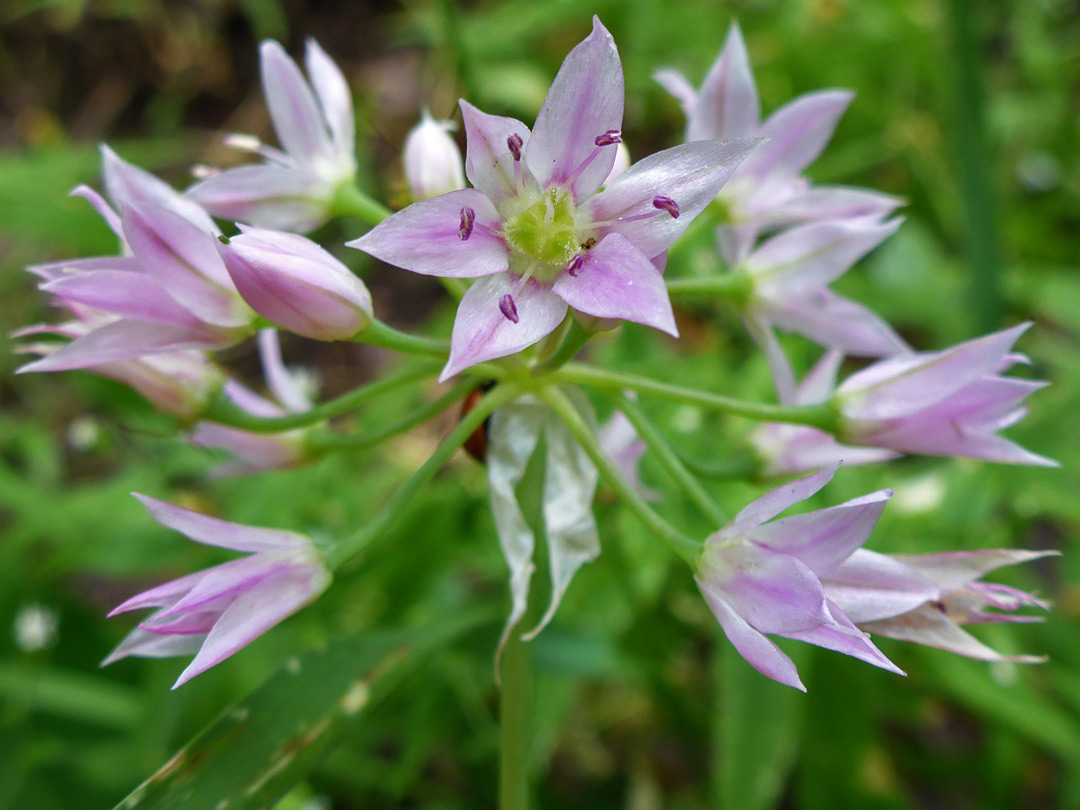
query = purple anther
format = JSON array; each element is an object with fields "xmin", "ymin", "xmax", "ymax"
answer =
[
  {"xmin": 507, "ymin": 133, "xmax": 524, "ymax": 161},
  {"xmin": 565, "ymin": 254, "xmax": 585, "ymax": 277},
  {"xmin": 458, "ymin": 207, "xmax": 476, "ymax": 241},
  {"xmin": 594, "ymin": 129, "xmax": 622, "ymax": 147},
  {"xmin": 499, "ymin": 294, "xmax": 519, "ymax": 323},
  {"xmin": 652, "ymin": 196, "xmax": 680, "ymax": 218}
]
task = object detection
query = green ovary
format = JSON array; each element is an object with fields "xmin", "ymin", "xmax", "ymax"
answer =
[{"xmin": 503, "ymin": 188, "xmax": 581, "ymax": 276}]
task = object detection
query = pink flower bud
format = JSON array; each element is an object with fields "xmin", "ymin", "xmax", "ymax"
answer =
[
  {"xmin": 218, "ymin": 226, "xmax": 373, "ymax": 341},
  {"xmin": 403, "ymin": 112, "xmax": 466, "ymax": 201}
]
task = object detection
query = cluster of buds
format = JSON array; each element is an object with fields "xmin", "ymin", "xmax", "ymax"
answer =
[{"xmin": 14, "ymin": 18, "xmax": 1055, "ymax": 691}]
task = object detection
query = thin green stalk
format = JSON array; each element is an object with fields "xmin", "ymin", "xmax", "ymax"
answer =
[
  {"xmin": 201, "ymin": 363, "xmax": 438, "ymax": 433},
  {"xmin": 666, "ymin": 272, "xmax": 753, "ymax": 304},
  {"xmin": 556, "ymin": 364, "xmax": 839, "ymax": 432},
  {"xmin": 354, "ymin": 319, "xmax": 450, "ymax": 358},
  {"xmin": 539, "ymin": 385, "xmax": 700, "ymax": 564},
  {"xmin": 499, "ymin": 621, "xmax": 532, "ymax": 810},
  {"xmin": 611, "ymin": 393, "xmax": 728, "ymax": 526},
  {"xmin": 330, "ymin": 182, "xmax": 392, "ymax": 226},
  {"xmin": 306, "ymin": 379, "xmax": 479, "ymax": 454},
  {"xmin": 532, "ymin": 320, "xmax": 592, "ymax": 375},
  {"xmin": 326, "ymin": 383, "xmax": 521, "ymax": 568},
  {"xmin": 679, "ymin": 449, "xmax": 761, "ymax": 481}
]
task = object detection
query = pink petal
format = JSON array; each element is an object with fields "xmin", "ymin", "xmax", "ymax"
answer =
[
  {"xmin": 172, "ymin": 566, "xmax": 330, "ymax": 688},
  {"xmin": 742, "ymin": 315, "xmax": 796, "ymax": 405},
  {"xmin": 761, "ymin": 289, "xmax": 909, "ymax": 357},
  {"xmin": 347, "ymin": 189, "xmax": 509, "ymax": 278},
  {"xmin": 460, "ymin": 101, "xmax": 533, "ymax": 211},
  {"xmin": 132, "ymin": 493, "xmax": 309, "ymax": 553},
  {"xmin": 551, "ymin": 233, "xmax": 677, "ymax": 336},
  {"xmin": 890, "ymin": 549, "xmax": 1059, "ymax": 593},
  {"xmin": 441, "ymin": 274, "xmax": 567, "ymax": 381},
  {"xmin": 687, "ymin": 21, "xmax": 760, "ymax": 141},
  {"xmin": 723, "ymin": 465, "xmax": 838, "ymax": 534},
  {"xmin": 697, "ymin": 584, "xmax": 806, "ymax": 691},
  {"xmin": 587, "ymin": 138, "xmax": 760, "ymax": 259},
  {"xmin": 257, "ymin": 328, "xmax": 312, "ymax": 413},
  {"xmin": 525, "ymin": 17, "xmax": 624, "ymax": 201},
  {"xmin": 796, "ymin": 350, "xmax": 844, "ymax": 405},
  {"xmin": 41, "ymin": 270, "xmax": 202, "ymax": 329},
  {"xmin": 186, "ymin": 165, "xmax": 329, "ymax": 232},
  {"xmin": 108, "ymin": 568, "xmax": 213, "ymax": 616},
  {"xmin": 764, "ymin": 185, "xmax": 903, "ymax": 225},
  {"xmin": 782, "ymin": 599, "xmax": 904, "ymax": 675},
  {"xmin": 28, "ymin": 255, "xmax": 142, "ymax": 283},
  {"xmin": 156, "ymin": 554, "xmax": 290, "ymax": 620},
  {"xmin": 824, "ymin": 549, "xmax": 940, "ymax": 623},
  {"xmin": 747, "ymin": 488, "xmax": 892, "ymax": 577},
  {"xmin": 304, "ymin": 38, "xmax": 355, "ymax": 160},
  {"xmin": 652, "ymin": 68, "xmax": 697, "ymax": 119},
  {"xmin": 122, "ymin": 205, "xmax": 248, "ymax": 327},
  {"xmin": 101, "ymin": 626, "xmax": 204, "ymax": 667},
  {"xmin": 70, "ymin": 184, "xmax": 123, "ymax": 239},
  {"xmin": 737, "ymin": 89, "xmax": 853, "ymax": 180},
  {"xmin": 260, "ymin": 40, "xmax": 334, "ymax": 167}
]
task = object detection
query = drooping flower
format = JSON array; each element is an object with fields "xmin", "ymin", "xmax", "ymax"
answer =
[
  {"xmin": 487, "ymin": 395, "xmax": 600, "ymax": 668},
  {"xmin": 750, "ymin": 350, "xmax": 899, "ymax": 476},
  {"xmin": 834, "ymin": 323, "xmax": 1056, "ymax": 465},
  {"xmin": 104, "ymin": 494, "xmax": 331, "ymax": 688},
  {"xmin": 695, "ymin": 465, "xmax": 901, "ymax": 690},
  {"xmin": 217, "ymin": 226, "xmax": 373, "ymax": 340},
  {"xmin": 403, "ymin": 111, "xmax": 466, "ymax": 201},
  {"xmin": 17, "ymin": 148, "xmax": 256, "ymax": 374},
  {"xmin": 188, "ymin": 330, "xmax": 313, "ymax": 476},
  {"xmin": 187, "ymin": 39, "xmax": 357, "ymax": 233},
  {"xmin": 350, "ymin": 18, "xmax": 759, "ymax": 380},
  {"xmin": 654, "ymin": 22, "xmax": 900, "ymax": 263},
  {"xmin": 824, "ymin": 548, "xmax": 1054, "ymax": 662},
  {"xmin": 736, "ymin": 217, "xmax": 908, "ymax": 395}
]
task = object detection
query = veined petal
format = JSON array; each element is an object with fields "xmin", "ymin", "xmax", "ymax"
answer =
[
  {"xmin": 748, "ymin": 488, "xmax": 892, "ymax": 577},
  {"xmin": 304, "ymin": 38, "xmax": 356, "ymax": 162},
  {"xmin": 123, "ymin": 205, "xmax": 248, "ymax": 327},
  {"xmin": 440, "ymin": 275, "xmax": 567, "ymax": 381},
  {"xmin": 186, "ymin": 165, "xmax": 330, "ymax": 233},
  {"xmin": 825, "ymin": 549, "xmax": 941, "ymax": 623},
  {"xmin": 737, "ymin": 89, "xmax": 853, "ymax": 180},
  {"xmin": 587, "ymin": 138, "xmax": 761, "ymax": 258},
  {"xmin": 108, "ymin": 568, "xmax": 214, "ymax": 616},
  {"xmin": 782, "ymin": 599, "xmax": 903, "ymax": 674},
  {"xmin": 28, "ymin": 255, "xmax": 142, "ymax": 283},
  {"xmin": 722, "ymin": 465, "xmax": 838, "ymax": 535},
  {"xmin": 156, "ymin": 553, "xmax": 289, "ymax": 620},
  {"xmin": 487, "ymin": 398, "xmax": 548, "ymax": 664},
  {"xmin": 460, "ymin": 101, "xmax": 532, "ymax": 211},
  {"xmin": 762, "ymin": 289, "xmax": 909, "ymax": 357},
  {"xmin": 41, "ymin": 270, "xmax": 202, "ymax": 328},
  {"xmin": 890, "ymin": 549, "xmax": 1059, "ymax": 593},
  {"xmin": 523, "ymin": 407, "xmax": 601, "ymax": 639},
  {"xmin": 698, "ymin": 584, "xmax": 806, "ymax": 691},
  {"xmin": 525, "ymin": 17, "xmax": 624, "ymax": 201},
  {"xmin": 132, "ymin": 493, "xmax": 309, "ymax": 553},
  {"xmin": 100, "ymin": 144, "xmax": 219, "ymax": 235},
  {"xmin": 172, "ymin": 566, "xmax": 330, "ymax": 688},
  {"xmin": 688, "ymin": 21, "xmax": 760, "ymax": 141},
  {"xmin": 260, "ymin": 40, "xmax": 335, "ymax": 168},
  {"xmin": 101, "ymin": 626, "xmax": 204, "ymax": 667},
  {"xmin": 347, "ymin": 189, "xmax": 509, "ymax": 278},
  {"xmin": 838, "ymin": 323, "xmax": 1032, "ymax": 420},
  {"xmin": 748, "ymin": 218, "xmax": 902, "ymax": 295},
  {"xmin": 551, "ymin": 233, "xmax": 678, "ymax": 336}
]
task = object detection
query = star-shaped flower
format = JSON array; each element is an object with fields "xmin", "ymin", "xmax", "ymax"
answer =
[{"xmin": 350, "ymin": 18, "xmax": 758, "ymax": 380}]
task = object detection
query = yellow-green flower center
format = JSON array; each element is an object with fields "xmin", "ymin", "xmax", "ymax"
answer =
[{"xmin": 503, "ymin": 188, "xmax": 580, "ymax": 277}]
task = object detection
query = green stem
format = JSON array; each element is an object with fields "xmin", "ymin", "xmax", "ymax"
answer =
[
  {"xmin": 306, "ymin": 379, "xmax": 479, "ymax": 454},
  {"xmin": 539, "ymin": 385, "xmax": 700, "ymax": 564},
  {"xmin": 666, "ymin": 272, "xmax": 753, "ymax": 304},
  {"xmin": 679, "ymin": 449, "xmax": 761, "ymax": 481},
  {"xmin": 330, "ymin": 182, "xmax": 392, "ymax": 226},
  {"xmin": 326, "ymin": 383, "xmax": 521, "ymax": 568},
  {"xmin": 556, "ymin": 364, "xmax": 839, "ymax": 432},
  {"xmin": 201, "ymin": 363, "xmax": 438, "ymax": 433},
  {"xmin": 532, "ymin": 320, "xmax": 592, "ymax": 375},
  {"xmin": 499, "ymin": 622, "xmax": 532, "ymax": 810},
  {"xmin": 354, "ymin": 319, "xmax": 450, "ymax": 358},
  {"xmin": 611, "ymin": 393, "xmax": 728, "ymax": 526}
]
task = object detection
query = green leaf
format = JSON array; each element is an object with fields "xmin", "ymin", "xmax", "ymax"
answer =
[{"xmin": 111, "ymin": 610, "xmax": 492, "ymax": 810}]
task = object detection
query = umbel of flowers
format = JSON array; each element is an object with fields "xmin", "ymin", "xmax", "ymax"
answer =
[{"xmin": 16, "ymin": 15, "xmax": 1055, "ymax": 707}]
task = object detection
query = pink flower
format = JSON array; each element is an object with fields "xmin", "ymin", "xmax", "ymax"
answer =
[
  {"xmin": 695, "ymin": 465, "xmax": 900, "ymax": 690},
  {"xmin": 187, "ymin": 39, "xmax": 356, "ymax": 233},
  {"xmin": 350, "ymin": 18, "xmax": 758, "ymax": 380},
  {"xmin": 403, "ymin": 111, "xmax": 466, "ymax": 201},
  {"xmin": 824, "ymin": 548, "xmax": 1054, "ymax": 663},
  {"xmin": 835, "ymin": 323, "xmax": 1056, "ymax": 465},
  {"xmin": 104, "ymin": 494, "xmax": 331, "ymax": 688},
  {"xmin": 654, "ymin": 22, "xmax": 900, "ymax": 263}
]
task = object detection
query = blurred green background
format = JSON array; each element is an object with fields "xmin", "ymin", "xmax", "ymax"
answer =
[{"xmin": 1, "ymin": 1, "xmax": 1079, "ymax": 808}]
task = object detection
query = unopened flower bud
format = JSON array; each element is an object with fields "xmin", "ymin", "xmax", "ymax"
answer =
[
  {"xmin": 403, "ymin": 112, "xmax": 465, "ymax": 201},
  {"xmin": 218, "ymin": 226, "xmax": 373, "ymax": 341}
]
